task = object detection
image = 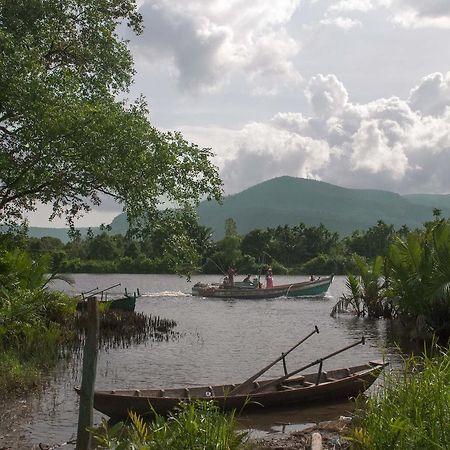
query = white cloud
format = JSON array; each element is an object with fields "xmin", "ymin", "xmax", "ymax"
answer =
[
  {"xmin": 305, "ymin": 74, "xmax": 349, "ymax": 117},
  {"xmin": 220, "ymin": 123, "xmax": 330, "ymax": 191},
  {"xmin": 131, "ymin": 0, "xmax": 302, "ymax": 93},
  {"xmin": 215, "ymin": 71, "xmax": 450, "ymax": 194},
  {"xmin": 392, "ymin": 0, "xmax": 450, "ymax": 28},
  {"xmin": 320, "ymin": 16, "xmax": 362, "ymax": 29},
  {"xmin": 329, "ymin": 0, "xmax": 378, "ymax": 13},
  {"xmin": 408, "ymin": 72, "xmax": 450, "ymax": 116}
]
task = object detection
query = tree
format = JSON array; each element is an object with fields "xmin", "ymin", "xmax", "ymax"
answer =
[
  {"xmin": 346, "ymin": 220, "xmax": 395, "ymax": 259},
  {"xmin": 0, "ymin": 1, "xmax": 222, "ymax": 239}
]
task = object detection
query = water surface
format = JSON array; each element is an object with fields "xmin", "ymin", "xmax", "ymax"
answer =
[{"xmin": 1, "ymin": 274, "xmax": 409, "ymax": 448}]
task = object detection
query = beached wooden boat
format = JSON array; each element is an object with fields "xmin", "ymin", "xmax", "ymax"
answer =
[
  {"xmin": 192, "ymin": 275, "xmax": 334, "ymax": 299},
  {"xmin": 85, "ymin": 360, "xmax": 385, "ymax": 419}
]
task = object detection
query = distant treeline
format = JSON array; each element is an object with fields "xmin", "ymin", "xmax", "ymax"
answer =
[{"xmin": 0, "ymin": 218, "xmax": 420, "ymax": 275}]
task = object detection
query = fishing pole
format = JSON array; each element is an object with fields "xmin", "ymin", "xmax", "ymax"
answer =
[{"xmin": 207, "ymin": 257, "xmax": 226, "ymax": 275}]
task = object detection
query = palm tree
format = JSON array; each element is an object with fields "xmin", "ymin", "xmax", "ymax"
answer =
[{"xmin": 387, "ymin": 221, "xmax": 450, "ymax": 338}]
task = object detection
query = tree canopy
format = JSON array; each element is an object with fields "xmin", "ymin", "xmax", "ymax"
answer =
[{"xmin": 0, "ymin": 0, "xmax": 222, "ymax": 231}]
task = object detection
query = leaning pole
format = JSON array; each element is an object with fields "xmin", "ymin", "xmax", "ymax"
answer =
[{"xmin": 76, "ymin": 296, "xmax": 99, "ymax": 450}]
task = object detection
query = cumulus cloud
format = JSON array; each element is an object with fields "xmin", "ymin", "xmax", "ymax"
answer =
[
  {"xmin": 131, "ymin": 0, "xmax": 302, "ymax": 92},
  {"xmin": 305, "ymin": 74, "xmax": 349, "ymax": 116},
  {"xmin": 392, "ymin": 0, "xmax": 450, "ymax": 28},
  {"xmin": 216, "ymin": 71, "xmax": 450, "ymax": 194},
  {"xmin": 408, "ymin": 72, "xmax": 450, "ymax": 116},
  {"xmin": 320, "ymin": 16, "xmax": 362, "ymax": 30}
]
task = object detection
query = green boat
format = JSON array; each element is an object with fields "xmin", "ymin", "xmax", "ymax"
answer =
[
  {"xmin": 192, "ymin": 275, "xmax": 334, "ymax": 299},
  {"xmin": 76, "ymin": 288, "xmax": 138, "ymax": 312}
]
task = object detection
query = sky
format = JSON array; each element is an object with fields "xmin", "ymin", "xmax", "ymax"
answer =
[{"xmin": 29, "ymin": 0, "xmax": 450, "ymax": 227}]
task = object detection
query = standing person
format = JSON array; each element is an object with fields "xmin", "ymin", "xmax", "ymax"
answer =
[
  {"xmin": 227, "ymin": 266, "xmax": 236, "ymax": 287},
  {"xmin": 265, "ymin": 267, "xmax": 273, "ymax": 288}
]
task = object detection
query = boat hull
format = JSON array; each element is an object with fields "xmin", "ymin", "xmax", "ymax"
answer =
[
  {"xmin": 88, "ymin": 361, "xmax": 385, "ymax": 419},
  {"xmin": 76, "ymin": 294, "xmax": 136, "ymax": 312},
  {"xmin": 192, "ymin": 275, "xmax": 334, "ymax": 299}
]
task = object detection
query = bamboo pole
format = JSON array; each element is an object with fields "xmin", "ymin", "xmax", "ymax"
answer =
[
  {"xmin": 76, "ymin": 296, "xmax": 99, "ymax": 450},
  {"xmin": 230, "ymin": 326, "xmax": 319, "ymax": 395},
  {"xmin": 251, "ymin": 337, "xmax": 365, "ymax": 394}
]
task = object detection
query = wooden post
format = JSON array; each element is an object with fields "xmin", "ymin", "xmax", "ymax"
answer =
[
  {"xmin": 310, "ymin": 432, "xmax": 323, "ymax": 450},
  {"xmin": 76, "ymin": 296, "xmax": 99, "ymax": 450}
]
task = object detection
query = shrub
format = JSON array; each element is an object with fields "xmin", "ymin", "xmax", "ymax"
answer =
[
  {"xmin": 348, "ymin": 348, "xmax": 450, "ymax": 449},
  {"xmin": 92, "ymin": 400, "xmax": 251, "ymax": 450}
]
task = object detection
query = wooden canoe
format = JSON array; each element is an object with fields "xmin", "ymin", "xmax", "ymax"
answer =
[
  {"xmin": 83, "ymin": 360, "xmax": 385, "ymax": 419},
  {"xmin": 192, "ymin": 275, "xmax": 334, "ymax": 299}
]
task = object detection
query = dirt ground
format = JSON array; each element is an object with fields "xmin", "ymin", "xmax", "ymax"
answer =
[{"xmin": 253, "ymin": 418, "xmax": 351, "ymax": 450}]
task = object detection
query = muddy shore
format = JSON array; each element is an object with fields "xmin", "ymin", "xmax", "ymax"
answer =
[{"xmin": 254, "ymin": 418, "xmax": 351, "ymax": 450}]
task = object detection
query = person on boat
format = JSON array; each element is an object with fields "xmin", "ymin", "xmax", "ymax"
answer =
[
  {"xmin": 253, "ymin": 276, "xmax": 261, "ymax": 288},
  {"xmin": 243, "ymin": 274, "xmax": 251, "ymax": 283},
  {"xmin": 310, "ymin": 275, "xmax": 315, "ymax": 281},
  {"xmin": 227, "ymin": 266, "xmax": 236, "ymax": 287},
  {"xmin": 265, "ymin": 267, "xmax": 273, "ymax": 288}
]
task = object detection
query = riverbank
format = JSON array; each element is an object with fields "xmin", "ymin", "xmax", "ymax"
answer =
[{"xmin": 255, "ymin": 418, "xmax": 351, "ymax": 449}]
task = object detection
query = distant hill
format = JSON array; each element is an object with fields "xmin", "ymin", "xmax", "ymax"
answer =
[
  {"xmin": 27, "ymin": 226, "xmax": 95, "ymax": 243},
  {"xmin": 404, "ymin": 193, "xmax": 450, "ymax": 211},
  {"xmin": 24, "ymin": 177, "xmax": 450, "ymax": 240},
  {"xmin": 197, "ymin": 177, "xmax": 449, "ymax": 238}
]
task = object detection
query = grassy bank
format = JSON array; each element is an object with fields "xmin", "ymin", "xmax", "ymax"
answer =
[
  {"xmin": 92, "ymin": 400, "xmax": 252, "ymax": 450},
  {"xmin": 0, "ymin": 287, "xmax": 76, "ymax": 397},
  {"xmin": 349, "ymin": 348, "xmax": 450, "ymax": 449}
]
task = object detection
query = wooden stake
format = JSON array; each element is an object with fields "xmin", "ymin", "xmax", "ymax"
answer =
[{"xmin": 76, "ymin": 296, "xmax": 99, "ymax": 450}]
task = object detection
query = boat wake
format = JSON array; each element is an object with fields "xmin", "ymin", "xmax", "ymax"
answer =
[{"xmin": 140, "ymin": 291, "xmax": 190, "ymax": 298}]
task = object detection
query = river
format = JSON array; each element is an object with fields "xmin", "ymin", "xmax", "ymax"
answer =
[{"xmin": 1, "ymin": 274, "xmax": 412, "ymax": 449}]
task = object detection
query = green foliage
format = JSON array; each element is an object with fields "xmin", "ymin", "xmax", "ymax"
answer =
[
  {"xmin": 0, "ymin": 350, "xmax": 41, "ymax": 395},
  {"xmin": 299, "ymin": 253, "xmax": 355, "ymax": 275},
  {"xmin": 387, "ymin": 220, "xmax": 450, "ymax": 338},
  {"xmin": 92, "ymin": 401, "xmax": 250, "ymax": 450},
  {"xmin": 331, "ymin": 255, "xmax": 394, "ymax": 318},
  {"xmin": 0, "ymin": 249, "xmax": 76, "ymax": 397},
  {"xmin": 0, "ymin": 0, "xmax": 222, "ymax": 259},
  {"xmin": 346, "ymin": 220, "xmax": 395, "ymax": 259},
  {"xmin": 348, "ymin": 348, "xmax": 450, "ymax": 449}
]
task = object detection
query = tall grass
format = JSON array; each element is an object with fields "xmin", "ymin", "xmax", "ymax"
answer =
[
  {"xmin": 93, "ymin": 400, "xmax": 252, "ymax": 450},
  {"xmin": 348, "ymin": 348, "xmax": 450, "ymax": 449},
  {"xmin": 0, "ymin": 285, "xmax": 77, "ymax": 397}
]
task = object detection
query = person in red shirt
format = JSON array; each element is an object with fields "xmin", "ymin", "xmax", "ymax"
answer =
[{"xmin": 265, "ymin": 267, "xmax": 273, "ymax": 288}]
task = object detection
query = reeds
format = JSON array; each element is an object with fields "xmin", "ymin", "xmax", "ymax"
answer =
[
  {"xmin": 92, "ymin": 400, "xmax": 252, "ymax": 450},
  {"xmin": 348, "ymin": 347, "xmax": 450, "ymax": 449},
  {"xmin": 74, "ymin": 311, "xmax": 178, "ymax": 350}
]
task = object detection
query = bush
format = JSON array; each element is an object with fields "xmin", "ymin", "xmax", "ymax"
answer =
[
  {"xmin": 348, "ymin": 348, "xmax": 450, "ymax": 449},
  {"xmin": 300, "ymin": 253, "xmax": 355, "ymax": 275},
  {"xmin": 93, "ymin": 400, "xmax": 251, "ymax": 450}
]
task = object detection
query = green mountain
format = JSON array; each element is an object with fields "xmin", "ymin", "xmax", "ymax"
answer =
[
  {"xmin": 197, "ymin": 177, "xmax": 449, "ymax": 238},
  {"xmin": 27, "ymin": 226, "xmax": 94, "ymax": 242},
  {"xmin": 403, "ymin": 193, "xmax": 450, "ymax": 211},
  {"xmin": 24, "ymin": 177, "xmax": 450, "ymax": 240}
]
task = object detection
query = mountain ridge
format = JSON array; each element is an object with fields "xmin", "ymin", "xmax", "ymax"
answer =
[{"xmin": 25, "ymin": 177, "xmax": 450, "ymax": 241}]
